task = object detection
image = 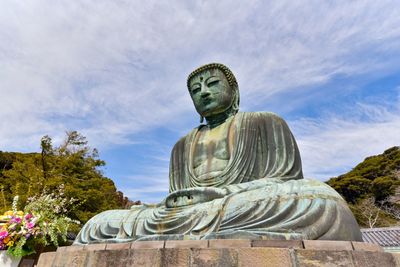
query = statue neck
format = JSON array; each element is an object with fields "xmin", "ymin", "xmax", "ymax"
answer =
[{"xmin": 205, "ymin": 110, "xmax": 235, "ymax": 128}]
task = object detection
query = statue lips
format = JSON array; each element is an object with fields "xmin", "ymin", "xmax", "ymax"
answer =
[
  {"xmin": 200, "ymin": 97, "xmax": 214, "ymax": 113},
  {"xmin": 201, "ymin": 90, "xmax": 225, "ymax": 113},
  {"xmin": 202, "ymin": 97, "xmax": 212, "ymax": 105}
]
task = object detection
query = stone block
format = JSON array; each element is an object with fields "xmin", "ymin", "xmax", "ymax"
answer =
[
  {"xmin": 252, "ymin": 240, "xmax": 303, "ymax": 249},
  {"xmin": 52, "ymin": 250, "xmax": 88, "ymax": 267},
  {"xmin": 105, "ymin": 242, "xmax": 132, "ymax": 250},
  {"xmin": 39, "ymin": 240, "xmax": 398, "ymax": 266},
  {"xmin": 84, "ymin": 243, "xmax": 106, "ymax": 251},
  {"xmin": 19, "ymin": 258, "xmax": 35, "ymax": 267},
  {"xmin": 294, "ymin": 249, "xmax": 353, "ymax": 267},
  {"xmin": 56, "ymin": 246, "xmax": 67, "ymax": 252},
  {"xmin": 392, "ymin": 253, "xmax": 400, "ymax": 267},
  {"xmin": 165, "ymin": 240, "xmax": 208, "ymax": 248},
  {"xmin": 161, "ymin": 248, "xmax": 191, "ymax": 266},
  {"xmin": 36, "ymin": 251, "xmax": 56, "ymax": 267},
  {"xmin": 303, "ymin": 240, "xmax": 353, "ymax": 251},
  {"xmin": 209, "ymin": 239, "xmax": 251, "ymax": 248},
  {"xmin": 66, "ymin": 245, "xmax": 85, "ymax": 252},
  {"xmin": 131, "ymin": 248, "xmax": 162, "ymax": 266},
  {"xmin": 85, "ymin": 249, "xmax": 130, "ymax": 267},
  {"xmin": 351, "ymin": 241, "xmax": 383, "ymax": 252},
  {"xmin": 191, "ymin": 248, "xmax": 238, "ymax": 267},
  {"xmin": 131, "ymin": 240, "xmax": 165, "ymax": 249},
  {"xmin": 351, "ymin": 251, "xmax": 396, "ymax": 267},
  {"xmin": 237, "ymin": 247, "xmax": 294, "ymax": 267}
]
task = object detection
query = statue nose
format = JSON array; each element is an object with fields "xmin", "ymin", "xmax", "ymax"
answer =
[{"xmin": 201, "ymin": 91, "xmax": 211, "ymax": 98}]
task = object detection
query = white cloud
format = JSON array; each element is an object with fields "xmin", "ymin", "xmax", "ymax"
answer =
[
  {"xmin": 123, "ymin": 172, "xmax": 170, "ymax": 203},
  {"xmin": 292, "ymin": 96, "xmax": 400, "ymax": 180},
  {"xmin": 1, "ymin": 1, "xmax": 400, "ymax": 151},
  {"xmin": 1, "ymin": 1, "xmax": 400, "ymax": 203}
]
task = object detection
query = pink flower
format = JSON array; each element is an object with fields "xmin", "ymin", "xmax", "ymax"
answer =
[
  {"xmin": 10, "ymin": 217, "xmax": 22, "ymax": 224},
  {"xmin": 24, "ymin": 213, "xmax": 33, "ymax": 220},
  {"xmin": 0, "ymin": 231, "xmax": 8, "ymax": 239},
  {"xmin": 27, "ymin": 222, "xmax": 35, "ymax": 229}
]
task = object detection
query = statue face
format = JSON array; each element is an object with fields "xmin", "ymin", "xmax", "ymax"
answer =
[{"xmin": 189, "ymin": 68, "xmax": 234, "ymax": 117}]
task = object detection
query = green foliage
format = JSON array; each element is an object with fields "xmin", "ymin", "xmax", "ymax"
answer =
[
  {"xmin": 0, "ymin": 131, "xmax": 129, "ymax": 230},
  {"xmin": 1, "ymin": 187, "xmax": 79, "ymax": 257},
  {"xmin": 326, "ymin": 146, "xmax": 400, "ymax": 227},
  {"xmin": 371, "ymin": 176, "xmax": 399, "ymax": 201},
  {"xmin": 328, "ymin": 176, "xmax": 371, "ymax": 203},
  {"xmin": 340, "ymin": 146, "xmax": 400, "ymax": 180}
]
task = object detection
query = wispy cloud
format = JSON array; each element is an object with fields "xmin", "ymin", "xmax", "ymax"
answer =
[
  {"xmin": 1, "ymin": 1, "xmax": 400, "ymax": 202},
  {"xmin": 1, "ymin": 1, "xmax": 400, "ymax": 151},
  {"xmin": 123, "ymin": 172, "xmax": 170, "ymax": 203},
  {"xmin": 293, "ymin": 94, "xmax": 400, "ymax": 180}
]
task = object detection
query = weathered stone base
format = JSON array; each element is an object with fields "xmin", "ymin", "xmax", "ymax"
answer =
[{"xmin": 37, "ymin": 240, "xmax": 399, "ymax": 267}]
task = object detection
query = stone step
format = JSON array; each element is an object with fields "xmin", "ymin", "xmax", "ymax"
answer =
[{"xmin": 37, "ymin": 240, "xmax": 399, "ymax": 267}]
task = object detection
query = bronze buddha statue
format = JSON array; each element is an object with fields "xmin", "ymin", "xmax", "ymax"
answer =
[{"xmin": 74, "ymin": 63, "xmax": 362, "ymax": 244}]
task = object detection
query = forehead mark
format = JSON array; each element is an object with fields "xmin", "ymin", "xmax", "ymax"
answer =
[{"xmin": 199, "ymin": 76, "xmax": 203, "ymax": 82}]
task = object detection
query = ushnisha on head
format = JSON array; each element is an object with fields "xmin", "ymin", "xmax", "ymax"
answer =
[{"xmin": 187, "ymin": 63, "xmax": 240, "ymax": 125}]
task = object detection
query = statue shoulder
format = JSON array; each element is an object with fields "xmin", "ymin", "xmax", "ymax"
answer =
[
  {"xmin": 238, "ymin": 111, "xmax": 293, "ymax": 134},
  {"xmin": 171, "ymin": 127, "xmax": 198, "ymax": 153},
  {"xmin": 239, "ymin": 111, "xmax": 287, "ymax": 123}
]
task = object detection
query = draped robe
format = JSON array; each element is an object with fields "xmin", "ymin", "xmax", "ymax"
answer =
[{"xmin": 74, "ymin": 112, "xmax": 362, "ymax": 244}]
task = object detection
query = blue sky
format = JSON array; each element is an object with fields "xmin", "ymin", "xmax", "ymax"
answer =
[{"xmin": 1, "ymin": 1, "xmax": 400, "ymax": 203}]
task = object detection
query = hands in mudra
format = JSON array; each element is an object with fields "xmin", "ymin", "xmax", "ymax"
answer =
[{"xmin": 165, "ymin": 187, "xmax": 228, "ymax": 208}]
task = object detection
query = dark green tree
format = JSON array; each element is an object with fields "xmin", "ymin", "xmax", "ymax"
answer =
[
  {"xmin": 0, "ymin": 131, "xmax": 128, "ymax": 229},
  {"xmin": 371, "ymin": 176, "xmax": 399, "ymax": 201},
  {"xmin": 326, "ymin": 146, "xmax": 400, "ymax": 227},
  {"xmin": 328, "ymin": 176, "xmax": 371, "ymax": 203}
]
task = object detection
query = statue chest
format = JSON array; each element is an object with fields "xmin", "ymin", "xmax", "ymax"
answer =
[{"xmin": 192, "ymin": 122, "xmax": 233, "ymax": 178}]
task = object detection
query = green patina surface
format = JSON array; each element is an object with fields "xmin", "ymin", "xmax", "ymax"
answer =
[{"xmin": 74, "ymin": 63, "xmax": 362, "ymax": 244}]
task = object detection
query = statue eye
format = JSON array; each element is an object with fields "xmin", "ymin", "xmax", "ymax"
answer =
[
  {"xmin": 192, "ymin": 88, "xmax": 200, "ymax": 94},
  {"xmin": 207, "ymin": 80, "xmax": 219, "ymax": 87}
]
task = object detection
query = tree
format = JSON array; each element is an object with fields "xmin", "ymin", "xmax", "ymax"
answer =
[
  {"xmin": 353, "ymin": 196, "xmax": 400, "ymax": 228},
  {"xmin": 382, "ymin": 204, "xmax": 400, "ymax": 222},
  {"xmin": 0, "ymin": 131, "xmax": 129, "ymax": 229},
  {"xmin": 326, "ymin": 146, "xmax": 400, "ymax": 227},
  {"xmin": 358, "ymin": 197, "xmax": 382, "ymax": 228},
  {"xmin": 371, "ymin": 176, "xmax": 400, "ymax": 201},
  {"xmin": 328, "ymin": 176, "xmax": 371, "ymax": 203}
]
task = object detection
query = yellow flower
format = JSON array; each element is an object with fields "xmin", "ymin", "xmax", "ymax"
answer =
[
  {"xmin": 7, "ymin": 240, "xmax": 14, "ymax": 247},
  {"xmin": 3, "ymin": 236, "xmax": 10, "ymax": 243},
  {"xmin": 17, "ymin": 211, "xmax": 24, "ymax": 216},
  {"xmin": 5, "ymin": 211, "xmax": 13, "ymax": 216}
]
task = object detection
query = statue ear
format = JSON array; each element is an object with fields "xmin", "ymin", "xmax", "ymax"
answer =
[{"xmin": 231, "ymin": 87, "xmax": 240, "ymax": 114}]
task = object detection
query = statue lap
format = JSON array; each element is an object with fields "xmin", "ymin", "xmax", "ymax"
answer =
[{"xmin": 75, "ymin": 179, "xmax": 361, "ymax": 243}]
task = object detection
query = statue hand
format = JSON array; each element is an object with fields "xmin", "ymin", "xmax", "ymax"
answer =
[
  {"xmin": 165, "ymin": 187, "xmax": 227, "ymax": 208},
  {"xmin": 130, "ymin": 202, "xmax": 161, "ymax": 210}
]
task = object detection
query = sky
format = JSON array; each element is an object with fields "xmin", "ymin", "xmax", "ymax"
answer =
[{"xmin": 1, "ymin": 1, "xmax": 400, "ymax": 203}]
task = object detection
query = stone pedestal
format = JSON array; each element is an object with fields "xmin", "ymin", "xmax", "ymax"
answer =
[
  {"xmin": 0, "ymin": 251, "xmax": 21, "ymax": 267},
  {"xmin": 37, "ymin": 240, "xmax": 399, "ymax": 267}
]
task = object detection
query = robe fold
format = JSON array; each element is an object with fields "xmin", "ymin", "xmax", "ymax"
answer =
[{"xmin": 74, "ymin": 112, "xmax": 362, "ymax": 244}]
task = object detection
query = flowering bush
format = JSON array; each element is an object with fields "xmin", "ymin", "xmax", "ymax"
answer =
[{"xmin": 0, "ymin": 186, "xmax": 80, "ymax": 257}]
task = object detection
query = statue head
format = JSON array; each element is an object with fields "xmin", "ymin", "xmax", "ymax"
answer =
[{"xmin": 187, "ymin": 63, "xmax": 240, "ymax": 121}]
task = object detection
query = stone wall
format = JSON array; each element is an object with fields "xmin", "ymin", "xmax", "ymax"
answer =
[{"xmin": 37, "ymin": 240, "xmax": 400, "ymax": 267}]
